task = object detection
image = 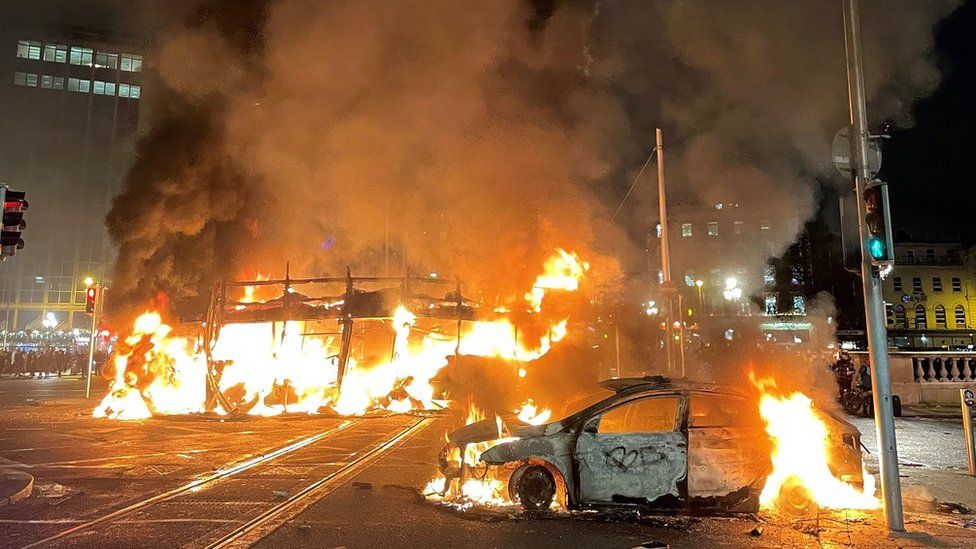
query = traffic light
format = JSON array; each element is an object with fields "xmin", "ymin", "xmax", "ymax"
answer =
[
  {"xmin": 863, "ymin": 180, "xmax": 894, "ymax": 265},
  {"xmin": 86, "ymin": 286, "xmax": 98, "ymax": 314},
  {"xmin": 0, "ymin": 186, "xmax": 28, "ymax": 260}
]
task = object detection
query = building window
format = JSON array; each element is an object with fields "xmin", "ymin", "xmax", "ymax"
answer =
[
  {"xmin": 759, "ymin": 219, "xmax": 771, "ymax": 231},
  {"xmin": 885, "ymin": 303, "xmax": 894, "ymax": 325},
  {"xmin": 733, "ymin": 221, "xmax": 744, "ymax": 235},
  {"xmin": 907, "ymin": 249, "xmax": 915, "ymax": 262},
  {"xmin": 684, "ymin": 273, "xmax": 695, "ymax": 287},
  {"xmin": 13, "ymin": 72, "xmax": 38, "ymax": 87},
  {"xmin": 764, "ymin": 295, "xmax": 777, "ymax": 315},
  {"xmin": 932, "ymin": 277, "xmax": 943, "ymax": 292},
  {"xmin": 125, "ymin": 84, "xmax": 141, "ymax": 99},
  {"xmin": 94, "ymin": 52, "xmax": 118, "ymax": 69},
  {"xmin": 707, "ymin": 222, "xmax": 718, "ymax": 236},
  {"xmin": 120, "ymin": 53, "xmax": 142, "ymax": 72},
  {"xmin": 681, "ymin": 223, "xmax": 692, "ymax": 237},
  {"xmin": 16, "ymin": 40, "xmax": 41, "ymax": 59},
  {"xmin": 955, "ymin": 305, "xmax": 967, "ymax": 328},
  {"xmin": 67, "ymin": 77, "xmax": 90, "ymax": 93},
  {"xmin": 895, "ymin": 305, "xmax": 907, "ymax": 328},
  {"xmin": 93, "ymin": 80, "xmax": 116, "ymax": 96},
  {"xmin": 793, "ymin": 295, "xmax": 806, "ymax": 315},
  {"xmin": 763, "ymin": 266, "xmax": 775, "ymax": 284},
  {"xmin": 40, "ymin": 74, "xmax": 53, "ymax": 88},
  {"xmin": 925, "ymin": 249, "xmax": 936, "ymax": 262},
  {"xmin": 912, "ymin": 277, "xmax": 922, "ymax": 293},
  {"xmin": 43, "ymin": 44, "xmax": 67, "ymax": 63},
  {"xmin": 952, "ymin": 277, "xmax": 962, "ymax": 292},
  {"xmin": 914, "ymin": 305, "xmax": 927, "ymax": 329},
  {"xmin": 69, "ymin": 46, "xmax": 93, "ymax": 66},
  {"xmin": 893, "ymin": 277, "xmax": 902, "ymax": 292},
  {"xmin": 935, "ymin": 304, "xmax": 947, "ymax": 328}
]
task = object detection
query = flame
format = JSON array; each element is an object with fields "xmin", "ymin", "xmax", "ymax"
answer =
[
  {"xmin": 516, "ymin": 399, "xmax": 551, "ymax": 425},
  {"xmin": 524, "ymin": 249, "xmax": 589, "ymax": 312},
  {"xmin": 94, "ymin": 250, "xmax": 586, "ymax": 421},
  {"xmin": 752, "ymin": 374, "xmax": 879, "ymax": 510}
]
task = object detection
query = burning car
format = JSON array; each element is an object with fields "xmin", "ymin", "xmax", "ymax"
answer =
[{"xmin": 435, "ymin": 376, "xmax": 868, "ymax": 514}]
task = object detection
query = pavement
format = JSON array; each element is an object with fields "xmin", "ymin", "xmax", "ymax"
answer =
[{"xmin": 0, "ymin": 375, "xmax": 974, "ymax": 548}]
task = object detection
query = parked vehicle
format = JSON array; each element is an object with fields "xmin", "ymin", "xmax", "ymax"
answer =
[{"xmin": 438, "ymin": 376, "xmax": 866, "ymax": 513}]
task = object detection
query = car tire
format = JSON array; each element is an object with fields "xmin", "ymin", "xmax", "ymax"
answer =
[
  {"xmin": 509, "ymin": 464, "xmax": 556, "ymax": 510},
  {"xmin": 775, "ymin": 476, "xmax": 817, "ymax": 517}
]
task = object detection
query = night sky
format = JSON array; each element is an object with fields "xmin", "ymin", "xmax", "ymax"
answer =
[{"xmin": 882, "ymin": 0, "xmax": 976, "ymax": 245}]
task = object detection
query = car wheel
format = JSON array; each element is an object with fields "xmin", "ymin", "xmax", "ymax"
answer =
[
  {"xmin": 775, "ymin": 476, "xmax": 817, "ymax": 517},
  {"xmin": 841, "ymin": 392, "xmax": 862, "ymax": 415},
  {"xmin": 509, "ymin": 464, "xmax": 556, "ymax": 510}
]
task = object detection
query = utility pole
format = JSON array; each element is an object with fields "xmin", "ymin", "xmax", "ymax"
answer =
[
  {"xmin": 843, "ymin": 0, "xmax": 904, "ymax": 531},
  {"xmin": 655, "ymin": 129, "xmax": 682, "ymax": 377},
  {"xmin": 85, "ymin": 284, "xmax": 99, "ymax": 399}
]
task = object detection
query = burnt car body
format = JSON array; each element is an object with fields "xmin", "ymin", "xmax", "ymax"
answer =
[{"xmin": 440, "ymin": 376, "xmax": 865, "ymax": 513}]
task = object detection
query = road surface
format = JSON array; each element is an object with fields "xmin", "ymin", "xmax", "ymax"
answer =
[{"xmin": 0, "ymin": 376, "xmax": 972, "ymax": 548}]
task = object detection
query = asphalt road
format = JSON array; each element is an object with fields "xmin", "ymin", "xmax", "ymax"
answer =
[{"xmin": 1, "ymin": 376, "xmax": 973, "ymax": 549}]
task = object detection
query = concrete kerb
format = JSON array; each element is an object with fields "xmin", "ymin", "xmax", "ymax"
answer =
[{"xmin": 0, "ymin": 469, "xmax": 34, "ymax": 507}]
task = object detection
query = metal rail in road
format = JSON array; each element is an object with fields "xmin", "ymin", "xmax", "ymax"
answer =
[
  {"xmin": 20, "ymin": 419, "xmax": 363, "ymax": 548},
  {"xmin": 206, "ymin": 417, "xmax": 432, "ymax": 549}
]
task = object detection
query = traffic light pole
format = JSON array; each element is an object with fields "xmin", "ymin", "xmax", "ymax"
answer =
[
  {"xmin": 85, "ymin": 284, "xmax": 98, "ymax": 399},
  {"xmin": 843, "ymin": 0, "xmax": 904, "ymax": 532}
]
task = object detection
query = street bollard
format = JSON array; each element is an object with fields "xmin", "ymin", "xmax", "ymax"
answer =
[{"xmin": 962, "ymin": 388, "xmax": 975, "ymax": 476}]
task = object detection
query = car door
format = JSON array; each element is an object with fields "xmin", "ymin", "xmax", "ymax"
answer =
[
  {"xmin": 687, "ymin": 392, "xmax": 770, "ymax": 501},
  {"xmin": 574, "ymin": 394, "xmax": 687, "ymax": 506}
]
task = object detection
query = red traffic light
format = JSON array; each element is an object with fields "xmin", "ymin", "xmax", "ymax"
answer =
[{"xmin": 86, "ymin": 286, "xmax": 98, "ymax": 314}]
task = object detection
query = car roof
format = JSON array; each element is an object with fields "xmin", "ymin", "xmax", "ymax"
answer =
[{"xmin": 599, "ymin": 375, "xmax": 743, "ymax": 397}]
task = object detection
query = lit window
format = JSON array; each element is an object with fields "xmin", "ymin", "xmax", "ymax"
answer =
[
  {"xmin": 952, "ymin": 277, "xmax": 962, "ymax": 293},
  {"xmin": 16, "ymin": 40, "xmax": 41, "ymax": 59},
  {"xmin": 760, "ymin": 219, "xmax": 771, "ymax": 231},
  {"xmin": 935, "ymin": 305, "xmax": 947, "ymax": 329},
  {"xmin": 893, "ymin": 277, "xmax": 902, "ymax": 292},
  {"xmin": 912, "ymin": 277, "xmax": 922, "ymax": 293},
  {"xmin": 763, "ymin": 267, "xmax": 775, "ymax": 284},
  {"xmin": 684, "ymin": 274, "xmax": 694, "ymax": 287},
  {"xmin": 955, "ymin": 305, "xmax": 967, "ymax": 328},
  {"xmin": 13, "ymin": 72, "xmax": 27, "ymax": 86},
  {"xmin": 681, "ymin": 223, "xmax": 692, "ymax": 237},
  {"xmin": 43, "ymin": 44, "xmax": 67, "ymax": 63},
  {"xmin": 764, "ymin": 295, "xmax": 777, "ymax": 315},
  {"xmin": 793, "ymin": 295, "xmax": 806, "ymax": 315},
  {"xmin": 655, "ymin": 223, "xmax": 661, "ymax": 238},
  {"xmin": 129, "ymin": 84, "xmax": 141, "ymax": 99},
  {"xmin": 120, "ymin": 53, "xmax": 142, "ymax": 72},
  {"xmin": 69, "ymin": 46, "xmax": 93, "ymax": 66},
  {"xmin": 41, "ymin": 74, "xmax": 53, "ymax": 88},
  {"xmin": 67, "ymin": 77, "xmax": 91, "ymax": 93},
  {"xmin": 93, "ymin": 80, "xmax": 116, "ymax": 95},
  {"xmin": 52, "ymin": 76, "xmax": 64, "ymax": 90},
  {"xmin": 932, "ymin": 277, "xmax": 942, "ymax": 292},
  {"xmin": 94, "ymin": 52, "xmax": 118, "ymax": 69},
  {"xmin": 733, "ymin": 221, "xmax": 744, "ymax": 235},
  {"xmin": 707, "ymin": 221, "xmax": 718, "ymax": 236}
]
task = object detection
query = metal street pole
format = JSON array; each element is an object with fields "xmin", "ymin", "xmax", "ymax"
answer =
[
  {"xmin": 655, "ymin": 128, "xmax": 677, "ymax": 376},
  {"xmin": 85, "ymin": 284, "xmax": 98, "ymax": 399},
  {"xmin": 843, "ymin": 0, "xmax": 904, "ymax": 531},
  {"xmin": 962, "ymin": 389, "xmax": 975, "ymax": 476}
]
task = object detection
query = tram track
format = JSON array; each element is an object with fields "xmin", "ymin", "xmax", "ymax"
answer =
[{"xmin": 20, "ymin": 418, "xmax": 362, "ymax": 548}]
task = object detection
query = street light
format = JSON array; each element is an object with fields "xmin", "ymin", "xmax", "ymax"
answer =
[
  {"xmin": 722, "ymin": 277, "xmax": 742, "ymax": 301},
  {"xmin": 695, "ymin": 279, "xmax": 704, "ymax": 309},
  {"xmin": 83, "ymin": 276, "xmax": 94, "ymax": 287}
]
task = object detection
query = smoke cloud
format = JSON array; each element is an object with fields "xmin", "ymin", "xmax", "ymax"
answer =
[{"xmin": 107, "ymin": 0, "xmax": 957, "ymax": 316}]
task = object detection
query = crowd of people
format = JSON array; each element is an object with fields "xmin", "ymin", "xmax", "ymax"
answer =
[{"xmin": 0, "ymin": 349, "xmax": 107, "ymax": 378}]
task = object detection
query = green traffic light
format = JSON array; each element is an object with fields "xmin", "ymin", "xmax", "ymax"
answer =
[{"xmin": 866, "ymin": 237, "xmax": 886, "ymax": 260}]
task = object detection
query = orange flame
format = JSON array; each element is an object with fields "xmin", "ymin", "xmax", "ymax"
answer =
[{"xmin": 751, "ymin": 373, "xmax": 879, "ymax": 510}]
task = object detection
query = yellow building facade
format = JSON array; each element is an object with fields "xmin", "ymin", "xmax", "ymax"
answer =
[{"xmin": 881, "ymin": 242, "xmax": 976, "ymax": 349}]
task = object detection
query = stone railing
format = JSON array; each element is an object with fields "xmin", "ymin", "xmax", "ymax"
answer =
[
  {"xmin": 850, "ymin": 351, "xmax": 976, "ymax": 405},
  {"xmin": 909, "ymin": 354, "xmax": 976, "ymax": 383}
]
